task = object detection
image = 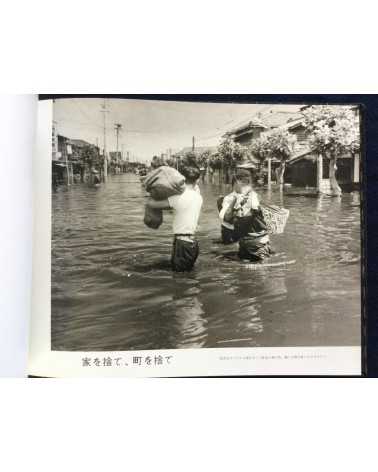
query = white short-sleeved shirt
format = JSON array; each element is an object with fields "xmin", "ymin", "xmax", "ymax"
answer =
[
  {"xmin": 219, "ymin": 190, "xmax": 259, "ymax": 230},
  {"xmin": 168, "ymin": 187, "xmax": 203, "ymax": 235}
]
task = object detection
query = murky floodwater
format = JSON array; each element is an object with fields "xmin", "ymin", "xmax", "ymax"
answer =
[{"xmin": 51, "ymin": 174, "xmax": 361, "ymax": 351}]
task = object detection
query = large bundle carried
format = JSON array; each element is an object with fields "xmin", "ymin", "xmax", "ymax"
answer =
[
  {"xmin": 144, "ymin": 166, "xmax": 185, "ymax": 200},
  {"xmin": 144, "ymin": 166, "xmax": 185, "ymax": 229},
  {"xmin": 260, "ymin": 204, "xmax": 290, "ymax": 234},
  {"xmin": 144, "ymin": 205, "xmax": 164, "ymax": 230}
]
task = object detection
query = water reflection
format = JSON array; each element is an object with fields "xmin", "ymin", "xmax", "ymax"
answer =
[{"xmin": 52, "ymin": 174, "xmax": 361, "ymax": 350}]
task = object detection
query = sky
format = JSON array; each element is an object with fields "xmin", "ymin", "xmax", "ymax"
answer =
[{"xmin": 53, "ymin": 98, "xmax": 303, "ymax": 163}]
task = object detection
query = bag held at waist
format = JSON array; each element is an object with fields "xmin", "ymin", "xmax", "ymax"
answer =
[{"xmin": 144, "ymin": 206, "xmax": 163, "ymax": 229}]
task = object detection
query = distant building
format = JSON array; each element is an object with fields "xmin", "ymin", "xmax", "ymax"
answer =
[
  {"xmin": 57, "ymin": 135, "xmax": 70, "ymax": 161},
  {"xmin": 52, "ymin": 136, "xmax": 100, "ymax": 185},
  {"xmin": 225, "ymin": 109, "xmax": 303, "ymax": 146},
  {"xmin": 284, "ymin": 108, "xmax": 360, "ymax": 191},
  {"xmin": 68, "ymin": 139, "xmax": 95, "ymax": 160},
  {"xmin": 109, "ymin": 151, "xmax": 122, "ymax": 162},
  {"xmin": 52, "ymin": 134, "xmax": 69, "ymax": 185}
]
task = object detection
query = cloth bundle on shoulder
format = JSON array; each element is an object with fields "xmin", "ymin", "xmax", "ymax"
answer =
[
  {"xmin": 144, "ymin": 166, "xmax": 186, "ymax": 199},
  {"xmin": 144, "ymin": 166, "xmax": 186, "ymax": 229}
]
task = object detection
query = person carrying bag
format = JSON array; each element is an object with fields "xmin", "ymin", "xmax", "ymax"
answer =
[{"xmin": 143, "ymin": 166, "xmax": 186, "ymax": 229}]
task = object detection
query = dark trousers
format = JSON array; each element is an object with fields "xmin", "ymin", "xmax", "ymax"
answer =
[
  {"xmin": 171, "ymin": 237, "xmax": 199, "ymax": 272},
  {"xmin": 238, "ymin": 236, "xmax": 272, "ymax": 262},
  {"xmin": 221, "ymin": 225, "xmax": 239, "ymax": 245}
]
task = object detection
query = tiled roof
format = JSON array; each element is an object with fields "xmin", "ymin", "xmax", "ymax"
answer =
[
  {"xmin": 227, "ymin": 107, "xmax": 304, "ymax": 136},
  {"xmin": 227, "ymin": 119, "xmax": 267, "ymax": 135},
  {"xmin": 260, "ymin": 111, "xmax": 303, "ymax": 129}
]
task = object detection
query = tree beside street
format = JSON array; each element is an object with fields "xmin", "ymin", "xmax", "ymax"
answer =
[
  {"xmin": 217, "ymin": 137, "xmax": 249, "ymax": 183},
  {"xmin": 303, "ymin": 106, "xmax": 360, "ymax": 196},
  {"xmin": 81, "ymin": 144, "xmax": 99, "ymax": 167},
  {"xmin": 249, "ymin": 134, "xmax": 270, "ymax": 183},
  {"xmin": 78, "ymin": 144, "xmax": 101, "ymax": 182},
  {"xmin": 249, "ymin": 129, "xmax": 297, "ymax": 186},
  {"xmin": 197, "ymin": 149, "xmax": 212, "ymax": 170}
]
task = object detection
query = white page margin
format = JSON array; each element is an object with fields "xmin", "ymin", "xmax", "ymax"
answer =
[{"xmin": 0, "ymin": 94, "xmax": 37, "ymax": 377}]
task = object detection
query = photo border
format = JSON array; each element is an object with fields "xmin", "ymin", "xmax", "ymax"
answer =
[{"xmin": 31, "ymin": 94, "xmax": 372, "ymax": 377}]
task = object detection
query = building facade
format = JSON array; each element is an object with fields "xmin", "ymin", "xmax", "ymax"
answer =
[{"xmin": 226, "ymin": 107, "xmax": 360, "ymax": 192}]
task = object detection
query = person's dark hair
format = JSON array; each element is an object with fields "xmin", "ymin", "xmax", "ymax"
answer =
[
  {"xmin": 151, "ymin": 155, "xmax": 163, "ymax": 169},
  {"xmin": 233, "ymin": 169, "xmax": 252, "ymax": 186},
  {"xmin": 185, "ymin": 152, "xmax": 197, "ymax": 165},
  {"xmin": 181, "ymin": 165, "xmax": 201, "ymax": 184}
]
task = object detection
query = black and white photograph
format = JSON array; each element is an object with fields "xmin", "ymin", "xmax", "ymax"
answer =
[{"xmin": 50, "ymin": 97, "xmax": 362, "ymax": 353}]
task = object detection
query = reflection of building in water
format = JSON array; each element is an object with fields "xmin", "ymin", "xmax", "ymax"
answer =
[
  {"xmin": 316, "ymin": 194, "xmax": 325, "ymax": 213},
  {"xmin": 150, "ymin": 277, "xmax": 208, "ymax": 350},
  {"xmin": 240, "ymin": 272, "xmax": 287, "ymax": 338},
  {"xmin": 351, "ymin": 191, "xmax": 360, "ymax": 206},
  {"xmin": 173, "ymin": 296, "xmax": 207, "ymax": 349},
  {"xmin": 236, "ymin": 301, "xmax": 263, "ymax": 335},
  {"xmin": 203, "ymin": 268, "xmax": 290, "ymax": 347},
  {"xmin": 231, "ymin": 265, "xmax": 342, "ymax": 348}
]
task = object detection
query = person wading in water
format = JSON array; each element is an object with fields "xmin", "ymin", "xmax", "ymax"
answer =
[
  {"xmin": 219, "ymin": 170, "xmax": 259, "ymax": 244},
  {"xmin": 219, "ymin": 169, "xmax": 272, "ymax": 262},
  {"xmin": 146, "ymin": 165, "xmax": 203, "ymax": 272}
]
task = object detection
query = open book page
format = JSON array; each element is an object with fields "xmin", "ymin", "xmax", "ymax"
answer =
[
  {"xmin": 29, "ymin": 97, "xmax": 362, "ymax": 377},
  {"xmin": 0, "ymin": 94, "xmax": 37, "ymax": 377}
]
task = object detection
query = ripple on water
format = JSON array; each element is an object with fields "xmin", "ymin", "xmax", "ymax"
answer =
[{"xmin": 52, "ymin": 176, "xmax": 361, "ymax": 350}]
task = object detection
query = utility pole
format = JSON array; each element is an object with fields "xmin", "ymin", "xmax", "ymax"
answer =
[
  {"xmin": 192, "ymin": 136, "xmax": 195, "ymax": 152},
  {"xmin": 96, "ymin": 137, "xmax": 99, "ymax": 156},
  {"xmin": 115, "ymin": 123, "xmax": 122, "ymax": 163},
  {"xmin": 100, "ymin": 99, "xmax": 109, "ymax": 181},
  {"xmin": 121, "ymin": 143, "xmax": 125, "ymax": 172}
]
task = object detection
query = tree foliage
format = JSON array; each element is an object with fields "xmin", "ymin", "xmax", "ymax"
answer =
[
  {"xmin": 197, "ymin": 150, "xmax": 212, "ymax": 168},
  {"xmin": 303, "ymin": 106, "xmax": 359, "ymax": 159},
  {"xmin": 208, "ymin": 154, "xmax": 222, "ymax": 170},
  {"xmin": 255, "ymin": 128, "xmax": 297, "ymax": 162},
  {"xmin": 247, "ymin": 129, "xmax": 297, "ymax": 185},
  {"xmin": 175, "ymin": 150, "xmax": 213, "ymax": 171},
  {"xmin": 217, "ymin": 138, "xmax": 249, "ymax": 169},
  {"xmin": 249, "ymin": 134, "xmax": 270, "ymax": 162}
]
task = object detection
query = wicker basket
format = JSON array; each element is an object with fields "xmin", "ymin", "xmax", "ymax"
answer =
[{"xmin": 261, "ymin": 204, "xmax": 290, "ymax": 234}]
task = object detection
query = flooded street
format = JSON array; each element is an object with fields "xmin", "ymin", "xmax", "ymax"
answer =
[{"xmin": 51, "ymin": 174, "xmax": 361, "ymax": 351}]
